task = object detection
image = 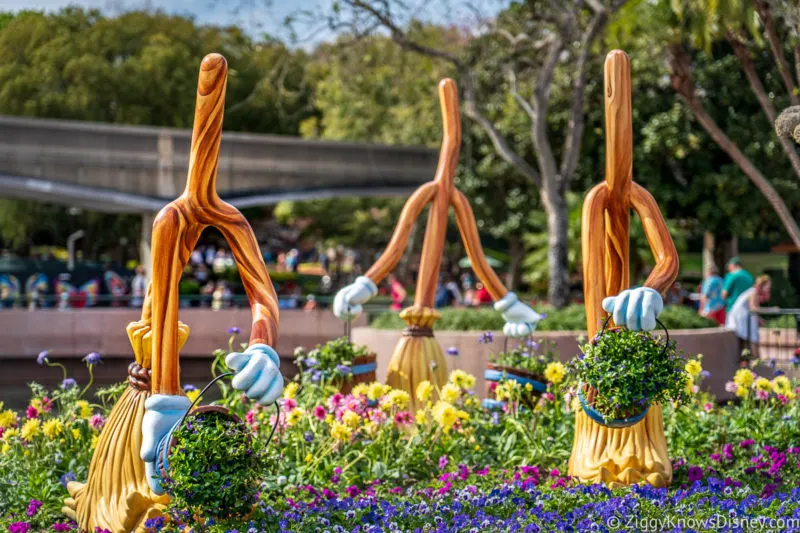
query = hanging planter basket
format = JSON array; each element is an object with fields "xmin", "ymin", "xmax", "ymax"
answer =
[
  {"xmin": 484, "ymin": 363, "xmax": 547, "ymax": 408},
  {"xmin": 336, "ymin": 352, "xmax": 378, "ymax": 395},
  {"xmin": 577, "ymin": 381, "xmax": 649, "ymax": 428}
]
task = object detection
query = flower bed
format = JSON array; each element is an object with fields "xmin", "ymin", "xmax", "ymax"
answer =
[{"xmin": 2, "ymin": 332, "xmax": 800, "ymax": 532}]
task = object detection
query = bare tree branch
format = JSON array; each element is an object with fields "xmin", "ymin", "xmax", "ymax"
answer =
[
  {"xmin": 462, "ymin": 71, "xmax": 542, "ymax": 188},
  {"xmin": 505, "ymin": 66, "xmax": 536, "ymax": 122},
  {"xmin": 755, "ymin": 0, "xmax": 800, "ymax": 106},
  {"xmin": 530, "ymin": 35, "xmax": 562, "ymax": 184}
]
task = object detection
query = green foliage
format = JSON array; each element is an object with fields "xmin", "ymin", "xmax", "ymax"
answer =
[
  {"xmin": 370, "ymin": 305, "xmax": 716, "ymax": 331},
  {"xmin": 293, "ymin": 337, "xmax": 372, "ymax": 377},
  {"xmin": 488, "ymin": 341, "xmax": 559, "ymax": 377},
  {"xmin": 572, "ymin": 328, "xmax": 689, "ymax": 420},
  {"xmin": 163, "ymin": 410, "xmax": 264, "ymax": 521}
]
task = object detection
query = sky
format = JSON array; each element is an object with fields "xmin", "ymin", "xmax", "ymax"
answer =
[
  {"xmin": 4, "ymin": 0, "xmax": 500, "ymax": 45},
  {"xmin": 4, "ymin": 0, "xmax": 333, "ymax": 42}
]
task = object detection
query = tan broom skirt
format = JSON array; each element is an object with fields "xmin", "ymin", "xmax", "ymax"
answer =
[
  {"xmin": 386, "ymin": 305, "xmax": 448, "ymax": 411},
  {"xmin": 567, "ymin": 403, "xmax": 672, "ymax": 488}
]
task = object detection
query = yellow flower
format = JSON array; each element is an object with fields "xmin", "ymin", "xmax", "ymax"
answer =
[
  {"xmin": 685, "ymin": 373, "xmax": 695, "ymax": 395},
  {"xmin": 75, "ymin": 400, "xmax": 92, "ymax": 419},
  {"xmin": 786, "ymin": 390, "xmax": 797, "ymax": 400},
  {"xmin": 367, "ymin": 382, "xmax": 385, "ymax": 401},
  {"xmin": 414, "ymin": 410, "xmax": 428, "ymax": 425},
  {"xmin": 330, "ymin": 421, "xmax": 352, "ymax": 442},
  {"xmin": 286, "ymin": 408, "xmax": 303, "ymax": 426},
  {"xmin": 474, "ymin": 445, "xmax": 481, "ymax": 451},
  {"xmin": 431, "ymin": 401, "xmax": 468, "ymax": 433},
  {"xmin": 496, "ymin": 380, "xmax": 520, "ymax": 401},
  {"xmin": 570, "ymin": 396, "xmax": 580, "ymax": 412},
  {"xmin": 441, "ymin": 383, "xmax": 461, "ymax": 403},
  {"xmin": 525, "ymin": 383, "xmax": 533, "ymax": 392},
  {"xmin": 283, "ymin": 382, "xmax": 299, "ymax": 400},
  {"xmin": 3, "ymin": 428, "xmax": 19, "ymax": 441},
  {"xmin": 416, "ymin": 381, "xmax": 433, "ymax": 403},
  {"xmin": 185, "ymin": 389, "xmax": 202, "ymax": 404},
  {"xmin": 1, "ymin": 443, "xmax": 9, "ymax": 454},
  {"xmin": 91, "ymin": 434, "xmax": 99, "ymax": 449},
  {"xmin": 20, "ymin": 419, "xmax": 41, "ymax": 440},
  {"xmin": 72, "ymin": 428, "xmax": 81, "ymax": 440},
  {"xmin": 305, "ymin": 453, "xmax": 313, "ymax": 464},
  {"xmin": 755, "ymin": 377, "xmax": 772, "ymax": 392},
  {"xmin": 363, "ymin": 420, "xmax": 377, "ymax": 434},
  {"xmin": 735, "ymin": 386, "xmax": 749, "ymax": 399},
  {"xmin": 352, "ymin": 383, "xmax": 369, "ymax": 397},
  {"xmin": 449, "ymin": 370, "xmax": 476, "ymax": 390},
  {"xmin": 386, "ymin": 390, "xmax": 410, "ymax": 409},
  {"xmin": 772, "ymin": 376, "xmax": 792, "ymax": 396},
  {"xmin": 30, "ymin": 398, "xmax": 42, "ymax": 412},
  {"xmin": 0, "ymin": 410, "xmax": 18, "ymax": 429},
  {"xmin": 342, "ymin": 410, "xmax": 360, "ymax": 429},
  {"xmin": 733, "ymin": 369, "xmax": 754, "ymax": 389},
  {"xmin": 42, "ymin": 419, "xmax": 63, "ymax": 439},
  {"xmin": 544, "ymin": 362, "xmax": 566, "ymax": 385},
  {"xmin": 325, "ymin": 414, "xmax": 334, "ymax": 425},
  {"xmin": 685, "ymin": 360, "xmax": 703, "ymax": 378}
]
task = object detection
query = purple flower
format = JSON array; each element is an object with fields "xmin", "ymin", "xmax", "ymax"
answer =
[
  {"xmin": 740, "ymin": 439, "xmax": 755, "ymax": 448},
  {"xmin": 26, "ymin": 499, "xmax": 42, "ymax": 517},
  {"xmin": 8, "ymin": 523, "xmax": 31, "ymax": 533},
  {"xmin": 687, "ymin": 466, "xmax": 704, "ymax": 483},
  {"xmin": 61, "ymin": 378, "xmax": 77, "ymax": 389},
  {"xmin": 700, "ymin": 370, "xmax": 711, "ymax": 379},
  {"xmin": 446, "ymin": 346, "xmax": 459, "ymax": 356},
  {"xmin": 228, "ymin": 326, "xmax": 241, "ymax": 334},
  {"xmin": 183, "ymin": 384, "xmax": 197, "ymax": 392},
  {"xmin": 336, "ymin": 364, "xmax": 352, "ymax": 375},
  {"xmin": 438, "ymin": 455, "xmax": 448, "ymax": 470},
  {"xmin": 478, "ymin": 332, "xmax": 494, "ymax": 344},
  {"xmin": 83, "ymin": 352, "xmax": 102, "ymax": 365},
  {"xmin": 304, "ymin": 432, "xmax": 314, "ymax": 443},
  {"xmin": 36, "ymin": 350, "xmax": 49, "ymax": 365},
  {"xmin": 53, "ymin": 524, "xmax": 73, "ymax": 532}
]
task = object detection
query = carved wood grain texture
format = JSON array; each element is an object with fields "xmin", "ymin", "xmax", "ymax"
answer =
[
  {"xmin": 451, "ymin": 189, "xmax": 508, "ymax": 300},
  {"xmin": 414, "ymin": 79, "xmax": 461, "ymax": 307},
  {"xmin": 582, "ymin": 183, "xmax": 608, "ymax": 338},
  {"xmin": 631, "ymin": 183, "xmax": 679, "ymax": 293},
  {"xmin": 602, "ymin": 50, "xmax": 633, "ymax": 301},
  {"xmin": 149, "ymin": 54, "xmax": 279, "ymax": 396}
]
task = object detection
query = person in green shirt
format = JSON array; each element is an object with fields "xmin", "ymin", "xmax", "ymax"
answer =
[{"xmin": 722, "ymin": 257, "xmax": 754, "ymax": 311}]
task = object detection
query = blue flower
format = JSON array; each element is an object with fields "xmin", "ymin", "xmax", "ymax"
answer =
[
  {"xmin": 59, "ymin": 472, "xmax": 76, "ymax": 488},
  {"xmin": 83, "ymin": 352, "xmax": 102, "ymax": 365},
  {"xmin": 61, "ymin": 378, "xmax": 77, "ymax": 389},
  {"xmin": 700, "ymin": 370, "xmax": 711, "ymax": 379},
  {"xmin": 336, "ymin": 364, "xmax": 352, "ymax": 375},
  {"xmin": 228, "ymin": 326, "xmax": 241, "ymax": 334},
  {"xmin": 304, "ymin": 432, "xmax": 314, "ymax": 443},
  {"xmin": 447, "ymin": 346, "xmax": 459, "ymax": 356},
  {"xmin": 36, "ymin": 350, "xmax": 49, "ymax": 365}
]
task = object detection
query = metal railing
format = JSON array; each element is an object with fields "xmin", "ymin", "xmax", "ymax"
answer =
[{"xmin": 746, "ymin": 308, "xmax": 800, "ymax": 367}]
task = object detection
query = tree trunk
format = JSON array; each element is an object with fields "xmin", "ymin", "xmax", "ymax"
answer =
[
  {"xmin": 542, "ymin": 186, "xmax": 570, "ymax": 308},
  {"xmin": 728, "ymin": 34, "xmax": 800, "ymax": 178},
  {"xmin": 702, "ymin": 231, "xmax": 715, "ymax": 275},
  {"xmin": 713, "ymin": 234, "xmax": 738, "ymax": 273},
  {"xmin": 506, "ymin": 234, "xmax": 523, "ymax": 291}
]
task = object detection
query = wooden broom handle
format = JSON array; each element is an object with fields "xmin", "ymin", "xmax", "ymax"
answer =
[
  {"xmin": 414, "ymin": 79, "xmax": 461, "ymax": 307},
  {"xmin": 150, "ymin": 54, "xmax": 279, "ymax": 396}
]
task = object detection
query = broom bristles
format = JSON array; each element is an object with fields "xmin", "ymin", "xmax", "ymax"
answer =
[
  {"xmin": 387, "ymin": 335, "xmax": 448, "ymax": 411},
  {"xmin": 568, "ymin": 404, "xmax": 671, "ymax": 488}
]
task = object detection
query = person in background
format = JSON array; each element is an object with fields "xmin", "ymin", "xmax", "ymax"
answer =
[
  {"xmin": 304, "ymin": 294, "xmax": 318, "ymax": 312},
  {"xmin": 700, "ymin": 265, "xmax": 726, "ymax": 325},
  {"xmin": 445, "ymin": 277, "xmax": 464, "ymax": 307},
  {"xmin": 389, "ymin": 273, "xmax": 407, "ymax": 311},
  {"xmin": 462, "ymin": 279, "xmax": 476, "ymax": 306},
  {"xmin": 725, "ymin": 275, "xmax": 772, "ymax": 358},
  {"xmin": 130, "ymin": 265, "xmax": 147, "ymax": 307},
  {"xmin": 474, "ymin": 282, "xmax": 492, "ymax": 306},
  {"xmin": 722, "ymin": 257, "xmax": 754, "ymax": 312}
]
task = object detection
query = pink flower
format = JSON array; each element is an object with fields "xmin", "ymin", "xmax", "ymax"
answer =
[
  {"xmin": 282, "ymin": 398, "xmax": 297, "ymax": 410},
  {"xmin": 543, "ymin": 392, "xmax": 555, "ymax": 402},
  {"xmin": 550, "ymin": 477, "xmax": 567, "ymax": 489},
  {"xmin": 724, "ymin": 381, "xmax": 738, "ymax": 393},
  {"xmin": 437, "ymin": 481, "xmax": 452, "ymax": 494},
  {"xmin": 41, "ymin": 397, "xmax": 52, "ymax": 413},
  {"xmin": 549, "ymin": 468, "xmax": 560, "ymax": 477},
  {"xmin": 245, "ymin": 409, "xmax": 257, "ymax": 426},
  {"xmin": 438, "ymin": 455, "xmax": 448, "ymax": 470},
  {"xmin": 89, "ymin": 415, "xmax": 105, "ymax": 430},
  {"xmin": 756, "ymin": 389, "xmax": 769, "ymax": 401},
  {"xmin": 26, "ymin": 406, "xmax": 38, "ymax": 419},
  {"xmin": 322, "ymin": 488, "xmax": 337, "ymax": 499},
  {"xmin": 778, "ymin": 394, "xmax": 789, "ymax": 405},
  {"xmin": 740, "ymin": 439, "xmax": 755, "ymax": 448},
  {"xmin": 393, "ymin": 411, "xmax": 412, "ymax": 426},
  {"xmin": 703, "ymin": 403, "xmax": 713, "ymax": 413},
  {"xmin": 313, "ymin": 405, "xmax": 327, "ymax": 420},
  {"xmin": 328, "ymin": 393, "xmax": 344, "ymax": 409},
  {"xmin": 389, "ymin": 486, "xmax": 403, "ymax": 494}
]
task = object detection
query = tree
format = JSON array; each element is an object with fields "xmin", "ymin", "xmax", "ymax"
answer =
[
  {"xmin": 311, "ymin": 0, "xmax": 629, "ymax": 307},
  {"xmin": 0, "ymin": 8, "xmax": 313, "ymax": 257}
]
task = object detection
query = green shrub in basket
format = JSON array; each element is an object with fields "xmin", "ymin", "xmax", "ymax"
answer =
[
  {"xmin": 293, "ymin": 337, "xmax": 371, "ymax": 384},
  {"xmin": 571, "ymin": 326, "xmax": 690, "ymax": 421}
]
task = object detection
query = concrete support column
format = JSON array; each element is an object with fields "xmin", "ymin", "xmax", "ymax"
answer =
[
  {"xmin": 140, "ymin": 212, "xmax": 154, "ymax": 284},
  {"xmin": 157, "ymin": 131, "xmax": 177, "ymax": 198}
]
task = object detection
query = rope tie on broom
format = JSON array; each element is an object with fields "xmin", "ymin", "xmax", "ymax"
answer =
[
  {"xmin": 403, "ymin": 325, "xmax": 434, "ymax": 338},
  {"xmin": 127, "ymin": 362, "xmax": 151, "ymax": 391}
]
